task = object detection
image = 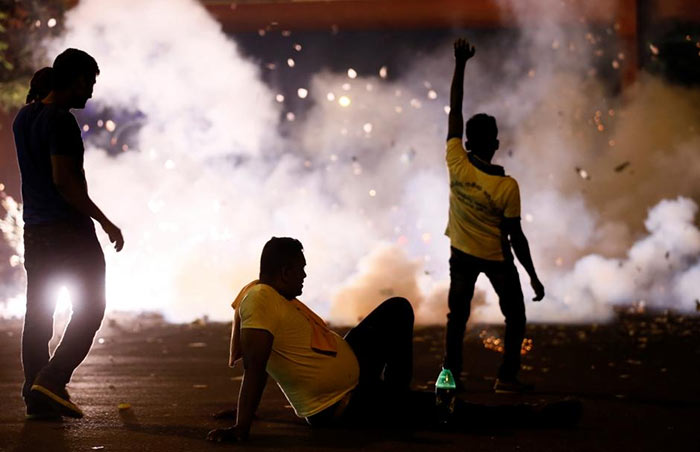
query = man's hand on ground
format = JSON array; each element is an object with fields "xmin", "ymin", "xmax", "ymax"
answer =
[
  {"xmin": 454, "ymin": 38, "xmax": 475, "ymax": 63},
  {"xmin": 101, "ymin": 221, "xmax": 124, "ymax": 252},
  {"xmin": 531, "ymin": 278, "xmax": 545, "ymax": 302},
  {"xmin": 206, "ymin": 425, "xmax": 248, "ymax": 443}
]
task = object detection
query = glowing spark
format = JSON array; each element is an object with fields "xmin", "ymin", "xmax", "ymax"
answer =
[
  {"xmin": 164, "ymin": 159, "xmax": 176, "ymax": 170},
  {"xmin": 286, "ymin": 112, "xmax": 296, "ymax": 121},
  {"xmin": 56, "ymin": 286, "xmax": 71, "ymax": 314},
  {"xmin": 105, "ymin": 120, "xmax": 116, "ymax": 132},
  {"xmin": 342, "ymin": 83, "xmax": 351, "ymax": 91},
  {"xmin": 395, "ymin": 106, "xmax": 403, "ymax": 114},
  {"xmin": 608, "ymin": 139, "xmax": 616, "ymax": 147},
  {"xmin": 338, "ymin": 96, "xmax": 351, "ymax": 107},
  {"xmin": 362, "ymin": 122, "xmax": 373, "ymax": 134},
  {"xmin": 410, "ymin": 98, "xmax": 422, "ymax": 109},
  {"xmin": 347, "ymin": 68, "xmax": 358, "ymax": 79},
  {"xmin": 275, "ymin": 94, "xmax": 284, "ymax": 102},
  {"xmin": 34, "ymin": 20, "xmax": 41, "ymax": 28},
  {"xmin": 427, "ymin": 90, "xmax": 437, "ymax": 100},
  {"xmin": 326, "ymin": 92, "xmax": 335, "ymax": 101},
  {"xmin": 287, "ymin": 58, "xmax": 295, "ymax": 67},
  {"xmin": 649, "ymin": 43, "xmax": 659, "ymax": 55},
  {"xmin": 98, "ymin": 337, "xmax": 105, "ymax": 344},
  {"xmin": 293, "ymin": 43, "xmax": 302, "ymax": 51},
  {"xmin": 524, "ymin": 213, "xmax": 534, "ymax": 223},
  {"xmin": 258, "ymin": 29, "xmax": 266, "ymax": 36},
  {"xmin": 379, "ymin": 66, "xmax": 388, "ymax": 79},
  {"xmin": 47, "ymin": 18, "xmax": 57, "ymax": 28},
  {"xmin": 421, "ymin": 232, "xmax": 432, "ymax": 243},
  {"xmin": 575, "ymin": 167, "xmax": 590, "ymax": 180},
  {"xmin": 97, "ymin": 119, "xmax": 104, "ymax": 128},
  {"xmin": 369, "ymin": 189, "xmax": 376, "ymax": 197},
  {"xmin": 528, "ymin": 69, "xmax": 536, "ymax": 78},
  {"xmin": 297, "ymin": 88, "xmax": 308, "ymax": 99},
  {"xmin": 444, "ymin": 106, "xmax": 450, "ymax": 114},
  {"xmin": 82, "ymin": 124, "xmax": 90, "ymax": 132},
  {"xmin": 612, "ymin": 60, "xmax": 620, "ymax": 69},
  {"xmin": 597, "ymin": 124, "xmax": 605, "ymax": 132}
]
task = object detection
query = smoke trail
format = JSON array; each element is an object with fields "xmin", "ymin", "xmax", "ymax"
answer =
[{"xmin": 1, "ymin": 0, "xmax": 698, "ymax": 324}]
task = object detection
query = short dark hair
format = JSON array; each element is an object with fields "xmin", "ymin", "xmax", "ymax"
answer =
[
  {"xmin": 466, "ymin": 113, "xmax": 498, "ymax": 145},
  {"xmin": 260, "ymin": 237, "xmax": 304, "ymax": 278},
  {"xmin": 52, "ymin": 48, "xmax": 100, "ymax": 90}
]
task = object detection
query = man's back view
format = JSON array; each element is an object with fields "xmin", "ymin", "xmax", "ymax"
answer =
[
  {"xmin": 443, "ymin": 39, "xmax": 545, "ymax": 393},
  {"xmin": 13, "ymin": 48, "xmax": 124, "ymax": 420}
]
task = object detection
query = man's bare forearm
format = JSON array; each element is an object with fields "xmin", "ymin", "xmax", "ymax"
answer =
[
  {"xmin": 511, "ymin": 234, "xmax": 538, "ymax": 280},
  {"xmin": 56, "ymin": 181, "xmax": 112, "ymax": 226},
  {"xmin": 235, "ymin": 366, "xmax": 267, "ymax": 433},
  {"xmin": 450, "ymin": 62, "xmax": 466, "ymax": 116}
]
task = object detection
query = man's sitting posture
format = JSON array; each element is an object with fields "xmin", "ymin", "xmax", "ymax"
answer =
[
  {"xmin": 207, "ymin": 238, "xmax": 580, "ymax": 443},
  {"xmin": 443, "ymin": 39, "xmax": 545, "ymax": 393}
]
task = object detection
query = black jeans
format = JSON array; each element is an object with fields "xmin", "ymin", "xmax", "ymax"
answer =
[
  {"xmin": 21, "ymin": 221, "xmax": 105, "ymax": 400},
  {"xmin": 444, "ymin": 247, "xmax": 525, "ymax": 381},
  {"xmin": 308, "ymin": 297, "xmax": 533, "ymax": 429}
]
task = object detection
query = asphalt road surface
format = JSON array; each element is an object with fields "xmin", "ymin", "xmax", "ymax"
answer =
[{"xmin": 1, "ymin": 311, "xmax": 698, "ymax": 451}]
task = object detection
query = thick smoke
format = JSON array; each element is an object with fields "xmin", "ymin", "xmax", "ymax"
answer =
[{"xmin": 1, "ymin": 0, "xmax": 698, "ymax": 323}]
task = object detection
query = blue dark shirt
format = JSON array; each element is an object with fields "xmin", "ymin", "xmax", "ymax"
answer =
[{"xmin": 12, "ymin": 102, "xmax": 91, "ymax": 226}]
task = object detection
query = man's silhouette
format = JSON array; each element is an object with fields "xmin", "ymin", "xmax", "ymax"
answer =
[
  {"xmin": 443, "ymin": 39, "xmax": 545, "ymax": 393},
  {"xmin": 13, "ymin": 48, "xmax": 124, "ymax": 420}
]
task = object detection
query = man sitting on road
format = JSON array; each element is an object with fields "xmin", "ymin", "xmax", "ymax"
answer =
[{"xmin": 206, "ymin": 237, "xmax": 580, "ymax": 443}]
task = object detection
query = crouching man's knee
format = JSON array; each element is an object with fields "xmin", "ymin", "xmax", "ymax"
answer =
[{"xmin": 382, "ymin": 297, "xmax": 414, "ymax": 325}]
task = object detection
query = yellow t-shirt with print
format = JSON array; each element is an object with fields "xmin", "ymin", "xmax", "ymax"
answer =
[
  {"xmin": 445, "ymin": 137, "xmax": 521, "ymax": 261},
  {"xmin": 238, "ymin": 284, "xmax": 359, "ymax": 418}
]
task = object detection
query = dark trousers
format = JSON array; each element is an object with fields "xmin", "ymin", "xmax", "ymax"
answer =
[
  {"xmin": 444, "ymin": 247, "xmax": 525, "ymax": 381},
  {"xmin": 308, "ymin": 297, "xmax": 534, "ymax": 429},
  {"xmin": 21, "ymin": 221, "xmax": 105, "ymax": 400}
]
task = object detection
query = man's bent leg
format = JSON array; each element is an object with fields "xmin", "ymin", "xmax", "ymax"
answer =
[
  {"xmin": 443, "ymin": 247, "xmax": 480, "ymax": 378},
  {"xmin": 21, "ymin": 227, "xmax": 59, "ymax": 400},
  {"xmin": 485, "ymin": 262, "xmax": 525, "ymax": 381},
  {"xmin": 344, "ymin": 297, "xmax": 414, "ymax": 390},
  {"xmin": 41, "ymin": 227, "xmax": 105, "ymax": 387}
]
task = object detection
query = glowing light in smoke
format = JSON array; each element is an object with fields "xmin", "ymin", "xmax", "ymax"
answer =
[
  {"xmin": 326, "ymin": 92, "xmax": 335, "ymax": 101},
  {"xmin": 362, "ymin": 122, "xmax": 373, "ymax": 133},
  {"xmin": 297, "ymin": 88, "xmax": 308, "ymax": 99},
  {"xmin": 379, "ymin": 66, "xmax": 388, "ymax": 79},
  {"xmin": 105, "ymin": 120, "xmax": 116, "ymax": 132},
  {"xmin": 287, "ymin": 58, "xmax": 295, "ymax": 67},
  {"xmin": 338, "ymin": 96, "xmax": 351, "ymax": 107},
  {"xmin": 47, "ymin": 18, "xmax": 57, "ymax": 28},
  {"xmin": 347, "ymin": 68, "xmax": 358, "ymax": 79},
  {"xmin": 275, "ymin": 94, "xmax": 284, "ymax": 102}
]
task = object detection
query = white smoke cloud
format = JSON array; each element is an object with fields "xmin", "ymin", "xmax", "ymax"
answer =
[{"xmin": 1, "ymin": 0, "xmax": 698, "ymax": 324}]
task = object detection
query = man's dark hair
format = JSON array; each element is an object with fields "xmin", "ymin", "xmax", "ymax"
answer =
[
  {"xmin": 52, "ymin": 48, "xmax": 100, "ymax": 90},
  {"xmin": 466, "ymin": 113, "xmax": 498, "ymax": 151},
  {"xmin": 260, "ymin": 237, "xmax": 304, "ymax": 278}
]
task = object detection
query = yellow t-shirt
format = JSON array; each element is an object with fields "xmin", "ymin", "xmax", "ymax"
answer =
[
  {"xmin": 238, "ymin": 284, "xmax": 359, "ymax": 417},
  {"xmin": 445, "ymin": 137, "xmax": 520, "ymax": 261}
]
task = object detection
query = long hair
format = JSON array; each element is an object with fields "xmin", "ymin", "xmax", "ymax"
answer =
[{"xmin": 25, "ymin": 48, "xmax": 99, "ymax": 104}]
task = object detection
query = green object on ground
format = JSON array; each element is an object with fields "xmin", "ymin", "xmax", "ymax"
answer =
[{"xmin": 436, "ymin": 368, "xmax": 456, "ymax": 390}]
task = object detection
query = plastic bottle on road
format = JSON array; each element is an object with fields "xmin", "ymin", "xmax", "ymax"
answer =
[{"xmin": 435, "ymin": 367, "xmax": 457, "ymax": 424}]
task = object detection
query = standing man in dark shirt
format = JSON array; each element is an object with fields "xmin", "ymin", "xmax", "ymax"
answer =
[
  {"xmin": 12, "ymin": 48, "xmax": 124, "ymax": 419},
  {"xmin": 443, "ymin": 39, "xmax": 545, "ymax": 394}
]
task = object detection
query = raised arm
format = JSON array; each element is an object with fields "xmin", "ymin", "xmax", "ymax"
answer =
[
  {"xmin": 502, "ymin": 218, "xmax": 545, "ymax": 301},
  {"xmin": 51, "ymin": 154, "xmax": 124, "ymax": 251},
  {"xmin": 207, "ymin": 328, "xmax": 272, "ymax": 443},
  {"xmin": 447, "ymin": 38, "xmax": 475, "ymax": 141}
]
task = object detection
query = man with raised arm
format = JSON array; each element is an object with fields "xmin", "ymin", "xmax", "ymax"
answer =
[
  {"xmin": 443, "ymin": 39, "xmax": 545, "ymax": 393},
  {"xmin": 13, "ymin": 48, "xmax": 124, "ymax": 420}
]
